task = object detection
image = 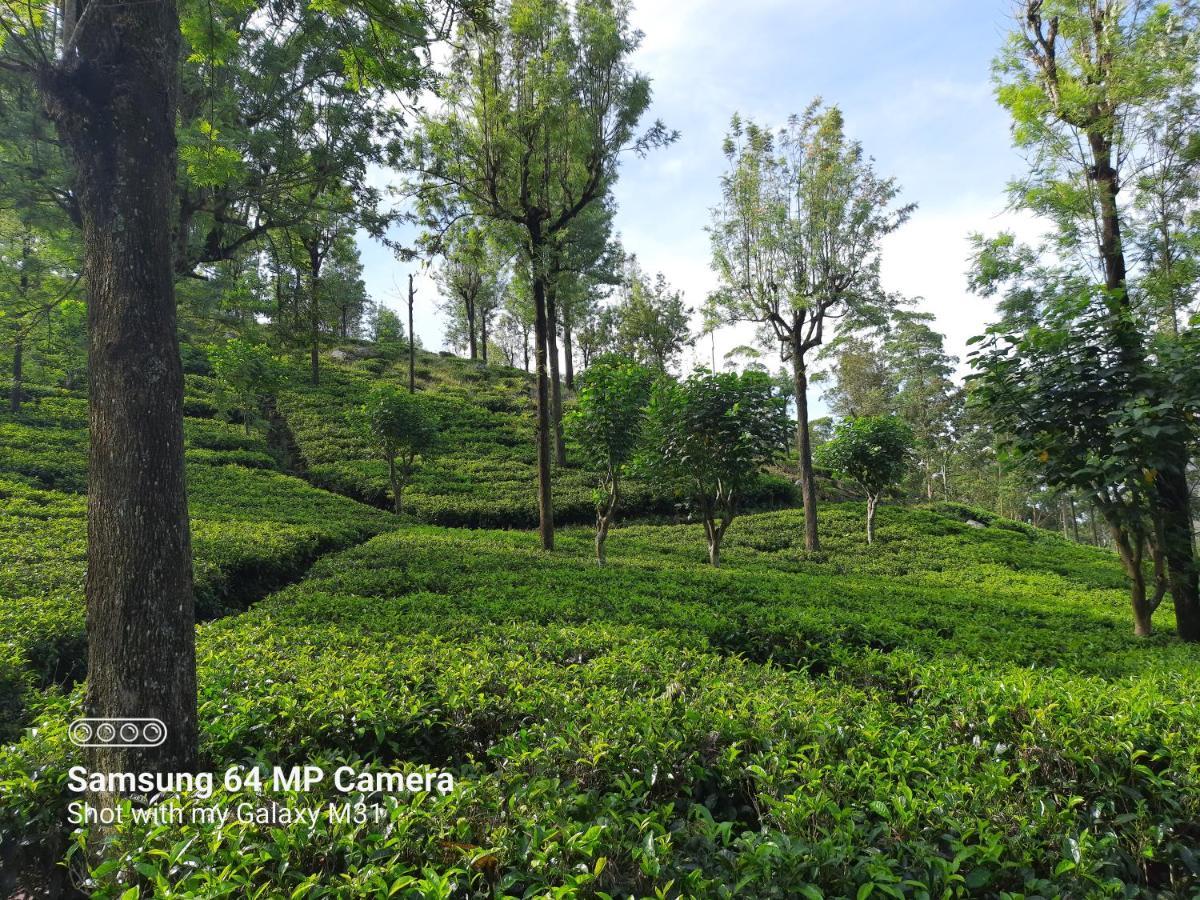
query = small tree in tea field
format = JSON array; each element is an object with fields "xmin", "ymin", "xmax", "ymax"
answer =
[
  {"xmin": 641, "ymin": 369, "xmax": 789, "ymax": 567},
  {"xmin": 565, "ymin": 355, "xmax": 655, "ymax": 565},
  {"xmin": 359, "ymin": 387, "xmax": 440, "ymax": 514},
  {"xmin": 817, "ymin": 415, "xmax": 912, "ymax": 544},
  {"xmin": 210, "ymin": 339, "xmax": 285, "ymax": 434}
]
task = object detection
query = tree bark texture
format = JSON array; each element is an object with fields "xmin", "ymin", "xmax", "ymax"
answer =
[
  {"xmin": 563, "ymin": 321, "xmax": 574, "ymax": 389},
  {"xmin": 1157, "ymin": 466, "xmax": 1200, "ymax": 641},
  {"xmin": 545, "ymin": 283, "xmax": 567, "ymax": 467},
  {"xmin": 1111, "ymin": 522, "xmax": 1153, "ymax": 637},
  {"xmin": 43, "ymin": 0, "xmax": 198, "ymax": 784}
]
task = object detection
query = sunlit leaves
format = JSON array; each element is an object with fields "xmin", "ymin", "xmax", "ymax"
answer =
[{"xmin": 179, "ymin": 119, "xmax": 246, "ymax": 187}]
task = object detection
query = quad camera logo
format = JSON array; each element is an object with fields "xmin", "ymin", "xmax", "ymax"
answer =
[{"xmin": 69, "ymin": 718, "xmax": 167, "ymax": 748}]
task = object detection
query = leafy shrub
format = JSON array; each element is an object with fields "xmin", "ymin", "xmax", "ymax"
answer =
[
  {"xmin": 4, "ymin": 505, "xmax": 1197, "ymax": 897},
  {"xmin": 0, "ymin": 466, "xmax": 395, "ymax": 719}
]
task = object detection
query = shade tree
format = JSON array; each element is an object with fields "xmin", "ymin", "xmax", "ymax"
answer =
[
  {"xmin": 565, "ymin": 355, "xmax": 654, "ymax": 565},
  {"xmin": 817, "ymin": 416, "xmax": 913, "ymax": 544},
  {"xmin": 639, "ymin": 369, "xmax": 790, "ymax": 567},
  {"xmin": 979, "ymin": 0, "xmax": 1200, "ymax": 640},
  {"xmin": 708, "ymin": 102, "xmax": 913, "ymax": 553},
  {"xmin": 410, "ymin": 0, "xmax": 675, "ymax": 550}
]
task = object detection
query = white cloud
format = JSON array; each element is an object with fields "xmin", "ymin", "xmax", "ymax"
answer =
[{"xmin": 879, "ymin": 200, "xmax": 1043, "ymax": 372}]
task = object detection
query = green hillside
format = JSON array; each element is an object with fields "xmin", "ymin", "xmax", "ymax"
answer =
[
  {"xmin": 2, "ymin": 355, "xmax": 1198, "ymax": 896},
  {"xmin": 275, "ymin": 345, "xmax": 796, "ymax": 527},
  {"xmin": 2, "ymin": 357, "xmax": 1200, "ymax": 897}
]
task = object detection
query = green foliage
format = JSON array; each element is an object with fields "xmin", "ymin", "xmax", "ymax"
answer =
[
  {"xmin": 611, "ymin": 263, "xmax": 692, "ymax": 372},
  {"xmin": 371, "ymin": 306, "xmax": 405, "ymax": 344},
  {"xmin": 0, "ymin": 458, "xmax": 395, "ymax": 727},
  {"xmin": 358, "ymin": 386, "xmax": 440, "ymax": 513},
  {"xmin": 641, "ymin": 369, "xmax": 790, "ymax": 564},
  {"xmin": 817, "ymin": 416, "xmax": 913, "ymax": 501},
  {"xmin": 209, "ymin": 339, "xmax": 284, "ymax": 433},
  {"xmin": 281, "ymin": 350, "xmax": 797, "ymax": 526},
  {"xmin": 5, "ymin": 505, "xmax": 1198, "ymax": 896},
  {"xmin": 566, "ymin": 354, "xmax": 654, "ymax": 560},
  {"xmin": 358, "ymin": 386, "xmax": 440, "ymax": 461},
  {"xmin": 0, "ymin": 391, "xmax": 283, "ymax": 490},
  {"xmin": 707, "ymin": 102, "xmax": 913, "ymax": 357},
  {"xmin": 566, "ymin": 354, "xmax": 654, "ymax": 484},
  {"xmin": 818, "ymin": 416, "xmax": 913, "ymax": 543}
]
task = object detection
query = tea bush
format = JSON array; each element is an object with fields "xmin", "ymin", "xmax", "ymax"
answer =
[
  {"xmin": 0, "ymin": 392, "xmax": 282, "ymax": 491},
  {"xmin": 0, "ymin": 465, "xmax": 395, "ymax": 727},
  {"xmin": 5, "ymin": 505, "xmax": 1197, "ymax": 897},
  {"xmin": 278, "ymin": 353, "xmax": 795, "ymax": 527}
]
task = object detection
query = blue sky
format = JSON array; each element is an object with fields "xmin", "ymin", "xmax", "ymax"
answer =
[{"xmin": 360, "ymin": 0, "xmax": 1039, "ymax": 384}]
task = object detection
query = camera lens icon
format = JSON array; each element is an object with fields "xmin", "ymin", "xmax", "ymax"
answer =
[{"xmin": 68, "ymin": 718, "xmax": 167, "ymax": 748}]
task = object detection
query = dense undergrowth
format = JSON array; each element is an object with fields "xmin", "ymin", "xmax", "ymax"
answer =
[
  {"xmin": 3, "ymin": 354, "xmax": 1199, "ymax": 897},
  {"xmin": 4, "ymin": 504, "xmax": 1198, "ymax": 897}
]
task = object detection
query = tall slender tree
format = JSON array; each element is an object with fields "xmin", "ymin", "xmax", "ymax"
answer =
[
  {"xmin": 708, "ymin": 103, "xmax": 912, "ymax": 551},
  {"xmin": 987, "ymin": 0, "xmax": 1200, "ymax": 639},
  {"xmin": 411, "ymin": 0, "xmax": 674, "ymax": 550}
]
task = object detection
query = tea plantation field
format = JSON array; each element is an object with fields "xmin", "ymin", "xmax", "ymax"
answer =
[
  {"xmin": 2, "ymin": 355, "xmax": 1198, "ymax": 898},
  {"xmin": 274, "ymin": 347, "xmax": 795, "ymax": 527}
]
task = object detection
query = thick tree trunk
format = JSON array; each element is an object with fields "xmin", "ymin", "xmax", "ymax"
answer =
[
  {"xmin": 9, "ymin": 334, "xmax": 22, "ymax": 413},
  {"xmin": 546, "ymin": 284, "xmax": 567, "ymax": 466},
  {"xmin": 791, "ymin": 344, "xmax": 820, "ymax": 552},
  {"xmin": 1157, "ymin": 466, "xmax": 1200, "ymax": 641},
  {"xmin": 866, "ymin": 494, "xmax": 878, "ymax": 545},
  {"xmin": 480, "ymin": 313, "xmax": 488, "ymax": 364},
  {"xmin": 44, "ymin": 0, "xmax": 197, "ymax": 793},
  {"xmin": 532, "ymin": 255, "xmax": 554, "ymax": 551}
]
